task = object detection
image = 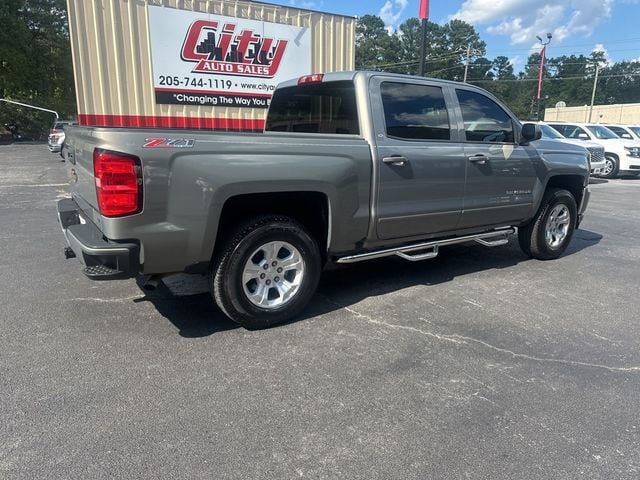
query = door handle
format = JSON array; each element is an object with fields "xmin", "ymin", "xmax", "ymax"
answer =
[
  {"xmin": 382, "ymin": 156, "xmax": 408, "ymax": 166},
  {"xmin": 468, "ymin": 154, "xmax": 489, "ymax": 165}
]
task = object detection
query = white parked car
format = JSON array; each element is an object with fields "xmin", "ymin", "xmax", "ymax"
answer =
[
  {"xmin": 603, "ymin": 124, "xmax": 640, "ymax": 142},
  {"xmin": 547, "ymin": 122, "xmax": 640, "ymax": 178},
  {"xmin": 534, "ymin": 122, "xmax": 606, "ymax": 176}
]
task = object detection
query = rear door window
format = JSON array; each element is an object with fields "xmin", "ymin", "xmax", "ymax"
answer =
[
  {"xmin": 266, "ymin": 80, "xmax": 359, "ymax": 135},
  {"xmin": 563, "ymin": 126, "xmax": 588, "ymax": 139},
  {"xmin": 548, "ymin": 124, "xmax": 567, "ymax": 136},
  {"xmin": 456, "ymin": 89, "xmax": 515, "ymax": 143},
  {"xmin": 380, "ymin": 82, "xmax": 451, "ymax": 141}
]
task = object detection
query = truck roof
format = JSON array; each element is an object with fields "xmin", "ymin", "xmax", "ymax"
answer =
[{"xmin": 276, "ymin": 70, "xmax": 494, "ymax": 91}]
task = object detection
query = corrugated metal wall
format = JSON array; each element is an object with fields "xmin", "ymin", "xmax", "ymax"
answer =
[{"xmin": 66, "ymin": 0, "xmax": 355, "ymax": 130}]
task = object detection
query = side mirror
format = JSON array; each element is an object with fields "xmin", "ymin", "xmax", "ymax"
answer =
[
  {"xmin": 621, "ymin": 133, "xmax": 633, "ymax": 139},
  {"xmin": 521, "ymin": 123, "xmax": 542, "ymax": 143},
  {"xmin": 578, "ymin": 133, "xmax": 589, "ymax": 140}
]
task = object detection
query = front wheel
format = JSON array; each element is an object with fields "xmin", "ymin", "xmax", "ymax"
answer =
[
  {"xmin": 211, "ymin": 215, "xmax": 322, "ymax": 329},
  {"xmin": 601, "ymin": 154, "xmax": 619, "ymax": 179},
  {"xmin": 518, "ymin": 188, "xmax": 577, "ymax": 260}
]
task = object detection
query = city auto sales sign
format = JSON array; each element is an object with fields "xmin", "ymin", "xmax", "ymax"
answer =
[{"xmin": 148, "ymin": 6, "xmax": 311, "ymax": 108}]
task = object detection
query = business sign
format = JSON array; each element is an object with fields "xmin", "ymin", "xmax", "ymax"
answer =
[{"xmin": 148, "ymin": 6, "xmax": 311, "ymax": 108}]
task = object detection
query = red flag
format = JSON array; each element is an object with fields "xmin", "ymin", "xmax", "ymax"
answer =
[{"xmin": 419, "ymin": 0, "xmax": 429, "ymax": 19}]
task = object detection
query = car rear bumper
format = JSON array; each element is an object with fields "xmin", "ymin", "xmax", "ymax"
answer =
[{"xmin": 58, "ymin": 198, "xmax": 140, "ymax": 280}]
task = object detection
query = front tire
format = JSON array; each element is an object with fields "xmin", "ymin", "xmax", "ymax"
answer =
[
  {"xmin": 211, "ymin": 215, "xmax": 322, "ymax": 329},
  {"xmin": 518, "ymin": 188, "xmax": 577, "ymax": 260},
  {"xmin": 601, "ymin": 154, "xmax": 619, "ymax": 179}
]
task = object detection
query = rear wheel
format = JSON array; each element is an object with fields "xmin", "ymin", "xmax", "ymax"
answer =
[
  {"xmin": 518, "ymin": 188, "xmax": 577, "ymax": 260},
  {"xmin": 601, "ymin": 154, "xmax": 619, "ymax": 179},
  {"xmin": 211, "ymin": 215, "xmax": 322, "ymax": 329}
]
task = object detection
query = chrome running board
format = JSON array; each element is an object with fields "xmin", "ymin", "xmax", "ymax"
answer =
[{"xmin": 335, "ymin": 228, "xmax": 515, "ymax": 264}]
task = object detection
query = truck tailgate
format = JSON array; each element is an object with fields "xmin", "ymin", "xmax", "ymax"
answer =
[{"xmin": 63, "ymin": 126, "xmax": 101, "ymax": 213}]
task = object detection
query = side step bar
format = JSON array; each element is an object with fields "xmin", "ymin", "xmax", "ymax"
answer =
[{"xmin": 336, "ymin": 228, "xmax": 515, "ymax": 264}]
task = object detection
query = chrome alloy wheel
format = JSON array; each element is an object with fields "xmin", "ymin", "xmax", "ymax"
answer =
[
  {"xmin": 603, "ymin": 157, "xmax": 615, "ymax": 176},
  {"xmin": 242, "ymin": 241, "xmax": 305, "ymax": 309},
  {"xmin": 545, "ymin": 204, "xmax": 571, "ymax": 249}
]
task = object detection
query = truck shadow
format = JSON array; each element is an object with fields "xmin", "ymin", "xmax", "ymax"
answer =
[
  {"xmin": 138, "ymin": 229, "xmax": 602, "ymax": 337},
  {"xmin": 133, "ymin": 281, "xmax": 240, "ymax": 337}
]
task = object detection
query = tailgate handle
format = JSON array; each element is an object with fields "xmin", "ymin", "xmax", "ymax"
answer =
[
  {"xmin": 468, "ymin": 154, "xmax": 489, "ymax": 165},
  {"xmin": 382, "ymin": 155, "xmax": 408, "ymax": 167}
]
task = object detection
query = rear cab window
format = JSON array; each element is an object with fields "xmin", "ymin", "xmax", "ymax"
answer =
[{"xmin": 265, "ymin": 80, "xmax": 359, "ymax": 135}]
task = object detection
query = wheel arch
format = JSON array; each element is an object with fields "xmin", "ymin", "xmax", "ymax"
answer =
[
  {"xmin": 212, "ymin": 191, "xmax": 331, "ymax": 264},
  {"xmin": 530, "ymin": 174, "xmax": 585, "ymax": 223}
]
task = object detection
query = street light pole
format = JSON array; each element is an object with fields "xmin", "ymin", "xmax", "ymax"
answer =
[{"xmin": 535, "ymin": 32, "xmax": 552, "ymax": 120}]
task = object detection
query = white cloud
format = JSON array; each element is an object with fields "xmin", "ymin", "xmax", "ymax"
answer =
[
  {"xmin": 378, "ymin": 0, "xmax": 408, "ymax": 31},
  {"xmin": 450, "ymin": 0, "xmax": 613, "ymax": 46},
  {"xmin": 592, "ymin": 43, "xmax": 613, "ymax": 66}
]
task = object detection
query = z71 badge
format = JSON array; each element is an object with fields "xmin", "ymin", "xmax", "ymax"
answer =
[{"xmin": 143, "ymin": 138, "xmax": 195, "ymax": 148}]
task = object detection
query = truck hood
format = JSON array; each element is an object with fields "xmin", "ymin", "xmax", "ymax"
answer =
[{"xmin": 557, "ymin": 138, "xmax": 602, "ymax": 150}]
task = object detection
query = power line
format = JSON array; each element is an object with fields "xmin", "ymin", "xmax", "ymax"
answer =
[
  {"xmin": 468, "ymin": 73, "xmax": 640, "ymax": 84},
  {"xmin": 359, "ymin": 51, "xmax": 464, "ymax": 70}
]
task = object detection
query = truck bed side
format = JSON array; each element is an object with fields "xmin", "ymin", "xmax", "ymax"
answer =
[{"xmin": 63, "ymin": 127, "xmax": 372, "ymax": 274}]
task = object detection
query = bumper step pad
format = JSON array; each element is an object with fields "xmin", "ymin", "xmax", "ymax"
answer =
[{"xmin": 83, "ymin": 264, "xmax": 124, "ymax": 278}]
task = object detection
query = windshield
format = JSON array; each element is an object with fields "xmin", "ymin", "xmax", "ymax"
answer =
[
  {"xmin": 539, "ymin": 124, "xmax": 564, "ymax": 139},
  {"xmin": 586, "ymin": 125, "xmax": 619, "ymax": 139},
  {"xmin": 630, "ymin": 126, "xmax": 640, "ymax": 136}
]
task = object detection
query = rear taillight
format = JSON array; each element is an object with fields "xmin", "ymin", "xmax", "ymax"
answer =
[{"xmin": 93, "ymin": 149, "xmax": 142, "ymax": 217}]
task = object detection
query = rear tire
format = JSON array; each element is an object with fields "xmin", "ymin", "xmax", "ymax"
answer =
[
  {"xmin": 518, "ymin": 188, "xmax": 577, "ymax": 260},
  {"xmin": 210, "ymin": 215, "xmax": 321, "ymax": 329},
  {"xmin": 601, "ymin": 154, "xmax": 619, "ymax": 179}
]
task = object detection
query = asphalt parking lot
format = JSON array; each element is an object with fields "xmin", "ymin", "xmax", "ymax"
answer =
[{"xmin": 1, "ymin": 144, "xmax": 639, "ymax": 479}]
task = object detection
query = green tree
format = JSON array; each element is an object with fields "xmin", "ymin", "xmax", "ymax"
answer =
[
  {"xmin": 0, "ymin": 0, "xmax": 75, "ymax": 138},
  {"xmin": 492, "ymin": 56, "xmax": 515, "ymax": 80},
  {"xmin": 355, "ymin": 15, "xmax": 401, "ymax": 71}
]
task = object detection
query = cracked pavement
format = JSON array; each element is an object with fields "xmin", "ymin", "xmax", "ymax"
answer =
[{"xmin": 1, "ymin": 144, "xmax": 640, "ymax": 479}]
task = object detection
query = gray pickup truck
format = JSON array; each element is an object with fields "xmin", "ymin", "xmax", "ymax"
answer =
[{"xmin": 59, "ymin": 71, "xmax": 590, "ymax": 329}]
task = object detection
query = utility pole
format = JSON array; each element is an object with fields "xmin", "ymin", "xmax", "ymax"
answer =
[
  {"xmin": 588, "ymin": 64, "xmax": 600, "ymax": 123},
  {"xmin": 535, "ymin": 32, "xmax": 552, "ymax": 120},
  {"xmin": 463, "ymin": 44, "xmax": 471, "ymax": 82},
  {"xmin": 418, "ymin": 0, "xmax": 429, "ymax": 76}
]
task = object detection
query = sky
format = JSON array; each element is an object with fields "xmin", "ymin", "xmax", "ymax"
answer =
[{"xmin": 282, "ymin": 0, "xmax": 640, "ymax": 71}]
